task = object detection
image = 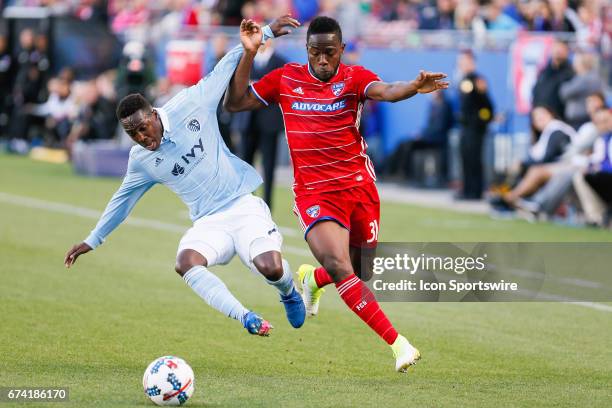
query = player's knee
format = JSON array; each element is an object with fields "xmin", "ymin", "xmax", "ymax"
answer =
[
  {"xmin": 253, "ymin": 252, "xmax": 283, "ymax": 281},
  {"xmin": 322, "ymin": 256, "xmax": 353, "ymax": 282},
  {"xmin": 175, "ymin": 250, "xmax": 207, "ymax": 277}
]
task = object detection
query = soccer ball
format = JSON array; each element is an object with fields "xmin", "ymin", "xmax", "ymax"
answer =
[{"xmin": 143, "ymin": 356, "xmax": 195, "ymax": 406}]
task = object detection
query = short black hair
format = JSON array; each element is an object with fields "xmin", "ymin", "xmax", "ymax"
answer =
[
  {"xmin": 116, "ymin": 93, "xmax": 151, "ymax": 120},
  {"xmin": 307, "ymin": 16, "xmax": 342, "ymax": 43}
]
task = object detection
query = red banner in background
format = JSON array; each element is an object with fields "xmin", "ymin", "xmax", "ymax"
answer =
[
  {"xmin": 166, "ymin": 40, "xmax": 205, "ymax": 86},
  {"xmin": 510, "ymin": 34, "xmax": 554, "ymax": 114}
]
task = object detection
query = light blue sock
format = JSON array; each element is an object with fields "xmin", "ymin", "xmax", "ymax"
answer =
[
  {"xmin": 183, "ymin": 266, "xmax": 249, "ymax": 325},
  {"xmin": 265, "ymin": 259, "xmax": 295, "ymax": 296}
]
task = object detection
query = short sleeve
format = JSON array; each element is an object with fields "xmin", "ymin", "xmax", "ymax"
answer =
[
  {"xmin": 251, "ymin": 67, "xmax": 284, "ymax": 106},
  {"xmin": 354, "ymin": 67, "xmax": 382, "ymax": 101}
]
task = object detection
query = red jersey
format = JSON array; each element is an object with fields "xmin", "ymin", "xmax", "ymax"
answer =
[{"xmin": 251, "ymin": 63, "xmax": 381, "ymax": 196}]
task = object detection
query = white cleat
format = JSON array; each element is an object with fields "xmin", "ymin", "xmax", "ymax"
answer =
[
  {"xmin": 391, "ymin": 335, "xmax": 421, "ymax": 373},
  {"xmin": 297, "ymin": 264, "xmax": 325, "ymax": 317}
]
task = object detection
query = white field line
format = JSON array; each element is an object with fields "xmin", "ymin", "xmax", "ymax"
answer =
[
  {"xmin": 1, "ymin": 192, "xmax": 610, "ymax": 312},
  {"xmin": 0, "ymin": 192, "xmax": 311, "ymax": 258}
]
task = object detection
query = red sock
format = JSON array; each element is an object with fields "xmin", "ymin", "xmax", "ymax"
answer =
[
  {"xmin": 313, "ymin": 267, "xmax": 334, "ymax": 288},
  {"xmin": 336, "ymin": 275, "xmax": 399, "ymax": 345}
]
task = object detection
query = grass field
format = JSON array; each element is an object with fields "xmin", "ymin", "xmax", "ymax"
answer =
[{"xmin": 0, "ymin": 154, "xmax": 611, "ymax": 407}]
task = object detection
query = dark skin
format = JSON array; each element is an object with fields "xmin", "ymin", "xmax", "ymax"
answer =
[
  {"xmin": 64, "ymin": 17, "xmax": 300, "ymax": 282},
  {"xmin": 225, "ymin": 31, "xmax": 449, "ymax": 282}
]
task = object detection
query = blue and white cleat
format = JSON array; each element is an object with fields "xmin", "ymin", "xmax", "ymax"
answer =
[
  {"xmin": 243, "ymin": 311, "xmax": 273, "ymax": 336},
  {"xmin": 280, "ymin": 287, "xmax": 306, "ymax": 328}
]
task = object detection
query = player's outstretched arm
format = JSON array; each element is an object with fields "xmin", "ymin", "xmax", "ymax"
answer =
[
  {"xmin": 224, "ymin": 14, "xmax": 300, "ymax": 112},
  {"xmin": 63, "ymin": 158, "xmax": 155, "ymax": 268},
  {"xmin": 366, "ymin": 70, "xmax": 449, "ymax": 102}
]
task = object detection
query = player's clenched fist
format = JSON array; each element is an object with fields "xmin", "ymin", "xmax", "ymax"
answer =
[{"xmin": 64, "ymin": 242, "xmax": 92, "ymax": 268}]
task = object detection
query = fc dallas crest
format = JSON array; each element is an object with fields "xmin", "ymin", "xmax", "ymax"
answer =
[{"xmin": 331, "ymin": 81, "xmax": 345, "ymax": 96}]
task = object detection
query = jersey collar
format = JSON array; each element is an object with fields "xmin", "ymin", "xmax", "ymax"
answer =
[{"xmin": 155, "ymin": 107, "xmax": 175, "ymax": 145}]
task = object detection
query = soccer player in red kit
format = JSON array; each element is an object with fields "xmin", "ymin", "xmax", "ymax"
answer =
[{"xmin": 225, "ymin": 15, "xmax": 448, "ymax": 372}]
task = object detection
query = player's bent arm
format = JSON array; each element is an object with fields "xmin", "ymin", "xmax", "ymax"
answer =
[
  {"xmin": 224, "ymin": 15, "xmax": 300, "ymax": 112},
  {"xmin": 366, "ymin": 70, "xmax": 449, "ymax": 102},
  {"xmin": 223, "ymin": 56, "xmax": 267, "ymax": 113},
  {"xmin": 193, "ymin": 24, "xmax": 274, "ymax": 111}
]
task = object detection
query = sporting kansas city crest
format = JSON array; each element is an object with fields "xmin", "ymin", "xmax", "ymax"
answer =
[
  {"xmin": 331, "ymin": 81, "xmax": 345, "ymax": 96},
  {"xmin": 187, "ymin": 119, "xmax": 200, "ymax": 132},
  {"xmin": 306, "ymin": 205, "xmax": 320, "ymax": 218}
]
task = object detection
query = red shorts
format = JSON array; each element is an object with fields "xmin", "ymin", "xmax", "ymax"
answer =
[{"xmin": 293, "ymin": 182, "xmax": 380, "ymax": 248}]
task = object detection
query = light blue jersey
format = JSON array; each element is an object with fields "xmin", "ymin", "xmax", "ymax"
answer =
[{"xmin": 84, "ymin": 31, "xmax": 273, "ymax": 249}]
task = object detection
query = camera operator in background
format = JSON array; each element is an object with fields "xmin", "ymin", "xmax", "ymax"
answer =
[
  {"xmin": 0, "ymin": 34, "xmax": 13, "ymax": 138},
  {"xmin": 65, "ymin": 75, "xmax": 118, "ymax": 152},
  {"xmin": 116, "ymin": 40, "xmax": 156, "ymax": 101}
]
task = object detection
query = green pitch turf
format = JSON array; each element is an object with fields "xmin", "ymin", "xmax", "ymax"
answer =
[{"xmin": 0, "ymin": 155, "xmax": 610, "ymax": 407}]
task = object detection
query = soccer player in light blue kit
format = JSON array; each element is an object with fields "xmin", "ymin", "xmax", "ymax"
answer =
[{"xmin": 64, "ymin": 17, "xmax": 304, "ymax": 336}]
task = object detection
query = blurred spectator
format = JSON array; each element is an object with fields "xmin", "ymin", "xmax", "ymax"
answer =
[
  {"xmin": 573, "ymin": 107, "xmax": 612, "ymax": 226},
  {"xmin": 13, "ymin": 29, "xmax": 45, "ymax": 106},
  {"xmin": 29, "ymin": 77, "xmax": 78, "ymax": 145},
  {"xmin": 531, "ymin": 39, "xmax": 574, "ymax": 120},
  {"xmin": 111, "ymin": 0, "xmax": 150, "ymax": 34},
  {"xmin": 74, "ymin": 0, "xmax": 109, "ymax": 23},
  {"xmin": 576, "ymin": 1, "xmax": 604, "ymax": 47},
  {"xmin": 33, "ymin": 32, "xmax": 51, "ymax": 97},
  {"xmin": 498, "ymin": 0, "xmax": 522, "ymax": 24},
  {"xmin": 419, "ymin": 0, "xmax": 456, "ymax": 30},
  {"xmin": 504, "ymin": 93, "xmax": 606, "ymax": 218},
  {"xmin": 237, "ymin": 39, "xmax": 286, "ymax": 209},
  {"xmin": 215, "ymin": 0, "xmax": 248, "ymax": 26},
  {"xmin": 519, "ymin": 0, "xmax": 552, "ymax": 31},
  {"xmin": 9, "ymin": 29, "xmax": 49, "ymax": 141},
  {"xmin": 151, "ymin": 0, "xmax": 194, "ymax": 43},
  {"xmin": 484, "ymin": 0, "xmax": 521, "ymax": 32},
  {"xmin": 58, "ymin": 67, "xmax": 76, "ymax": 85},
  {"xmin": 490, "ymin": 105, "xmax": 574, "ymax": 211},
  {"xmin": 65, "ymin": 79, "xmax": 117, "ymax": 150},
  {"xmin": 325, "ymin": 0, "xmax": 364, "ymax": 41},
  {"xmin": 549, "ymin": 0, "xmax": 582, "ymax": 32},
  {"xmin": 559, "ymin": 51, "xmax": 603, "ymax": 129},
  {"xmin": 388, "ymin": 91, "xmax": 454, "ymax": 181},
  {"xmin": 456, "ymin": 50, "xmax": 494, "ymax": 200},
  {"xmin": 522, "ymin": 105, "xmax": 574, "ymax": 169},
  {"xmin": 455, "ymin": 0, "xmax": 487, "ymax": 38},
  {"xmin": 0, "ymin": 35, "xmax": 13, "ymax": 137}
]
